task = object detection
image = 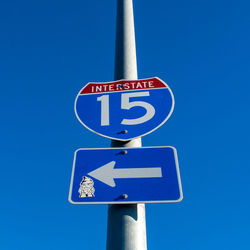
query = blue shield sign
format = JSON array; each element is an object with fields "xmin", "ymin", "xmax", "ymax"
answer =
[
  {"xmin": 68, "ymin": 146, "xmax": 183, "ymax": 204},
  {"xmin": 75, "ymin": 77, "xmax": 174, "ymax": 141}
]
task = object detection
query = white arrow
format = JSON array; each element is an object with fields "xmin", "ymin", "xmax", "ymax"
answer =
[{"xmin": 88, "ymin": 161, "xmax": 162, "ymax": 187}]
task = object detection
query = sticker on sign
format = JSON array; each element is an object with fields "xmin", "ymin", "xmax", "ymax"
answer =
[{"xmin": 75, "ymin": 77, "xmax": 174, "ymax": 141}]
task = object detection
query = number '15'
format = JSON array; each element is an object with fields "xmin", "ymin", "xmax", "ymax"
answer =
[{"xmin": 97, "ymin": 91, "xmax": 155, "ymax": 126}]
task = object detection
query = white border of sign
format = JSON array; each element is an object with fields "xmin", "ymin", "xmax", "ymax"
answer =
[
  {"xmin": 74, "ymin": 77, "xmax": 175, "ymax": 141},
  {"xmin": 68, "ymin": 146, "xmax": 183, "ymax": 205}
]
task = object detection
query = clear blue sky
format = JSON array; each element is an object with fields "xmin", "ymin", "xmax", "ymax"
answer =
[{"xmin": 1, "ymin": 0, "xmax": 250, "ymax": 249}]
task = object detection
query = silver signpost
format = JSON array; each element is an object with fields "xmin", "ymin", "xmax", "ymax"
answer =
[
  {"xmin": 69, "ymin": 0, "xmax": 183, "ymax": 249},
  {"xmin": 106, "ymin": 1, "xmax": 147, "ymax": 249}
]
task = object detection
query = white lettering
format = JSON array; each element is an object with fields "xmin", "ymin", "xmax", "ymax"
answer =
[
  {"xmin": 109, "ymin": 84, "xmax": 114, "ymax": 91},
  {"xmin": 123, "ymin": 83, "xmax": 130, "ymax": 90},
  {"xmin": 96, "ymin": 86, "xmax": 102, "ymax": 92},
  {"xmin": 148, "ymin": 81, "xmax": 154, "ymax": 88},
  {"xmin": 136, "ymin": 82, "xmax": 143, "ymax": 89},
  {"xmin": 130, "ymin": 82, "xmax": 136, "ymax": 89}
]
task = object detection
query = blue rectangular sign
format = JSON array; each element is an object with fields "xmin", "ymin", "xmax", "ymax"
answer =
[{"xmin": 68, "ymin": 146, "xmax": 183, "ymax": 204}]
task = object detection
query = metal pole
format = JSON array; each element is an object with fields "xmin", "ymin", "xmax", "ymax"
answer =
[{"xmin": 106, "ymin": 0, "xmax": 147, "ymax": 249}]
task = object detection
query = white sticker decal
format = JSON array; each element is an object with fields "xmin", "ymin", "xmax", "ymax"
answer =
[{"xmin": 78, "ymin": 176, "xmax": 95, "ymax": 198}]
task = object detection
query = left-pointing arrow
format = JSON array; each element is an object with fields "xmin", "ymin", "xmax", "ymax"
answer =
[{"xmin": 88, "ymin": 161, "xmax": 162, "ymax": 187}]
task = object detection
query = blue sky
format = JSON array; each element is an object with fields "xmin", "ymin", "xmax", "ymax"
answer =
[{"xmin": 1, "ymin": 0, "xmax": 250, "ymax": 249}]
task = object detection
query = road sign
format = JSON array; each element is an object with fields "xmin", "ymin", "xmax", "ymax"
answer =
[
  {"xmin": 68, "ymin": 146, "xmax": 183, "ymax": 204},
  {"xmin": 75, "ymin": 77, "xmax": 174, "ymax": 141}
]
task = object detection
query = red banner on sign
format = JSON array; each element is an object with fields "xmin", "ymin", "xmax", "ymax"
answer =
[{"xmin": 80, "ymin": 77, "xmax": 167, "ymax": 95}]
